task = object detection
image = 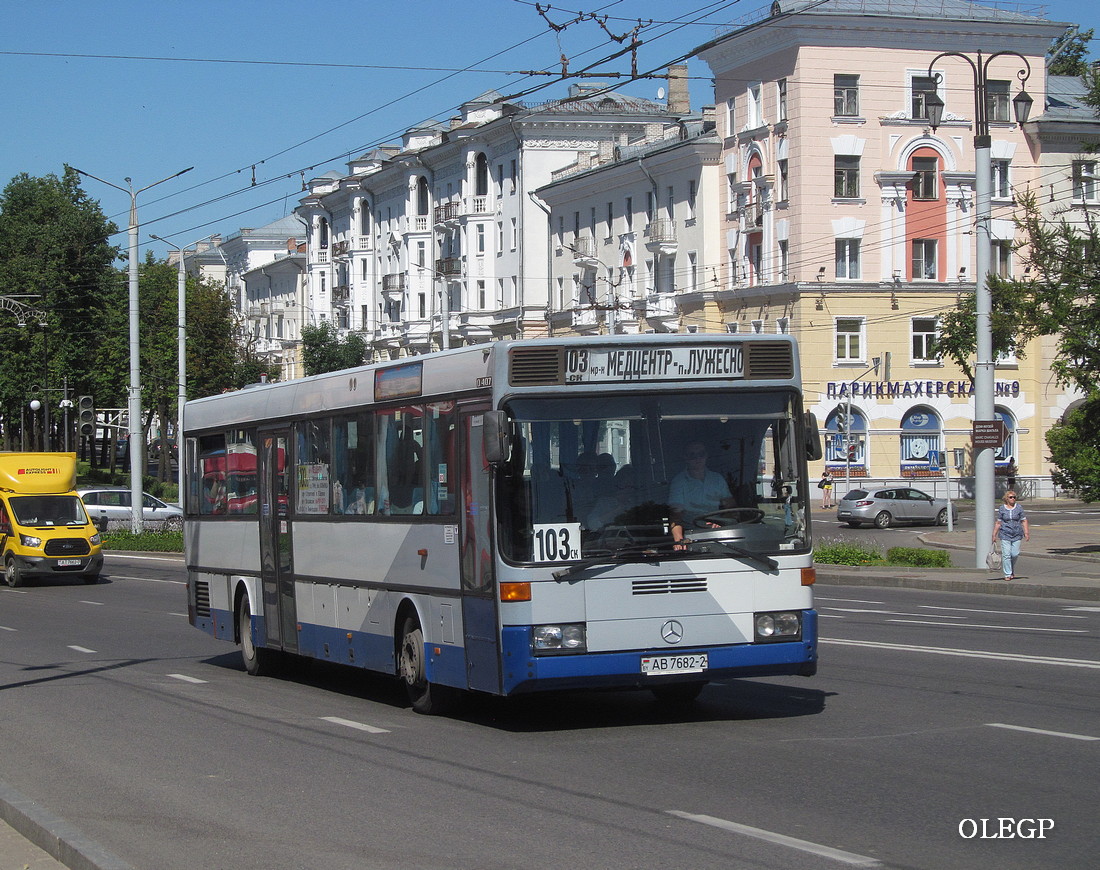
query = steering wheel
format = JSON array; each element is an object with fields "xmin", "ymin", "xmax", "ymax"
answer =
[{"xmin": 692, "ymin": 508, "xmax": 765, "ymax": 528}]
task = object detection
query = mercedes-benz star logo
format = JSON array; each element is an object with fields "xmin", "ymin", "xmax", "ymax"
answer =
[{"xmin": 661, "ymin": 619, "xmax": 684, "ymax": 645}]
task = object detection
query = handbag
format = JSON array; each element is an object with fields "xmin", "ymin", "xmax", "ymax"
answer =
[{"xmin": 986, "ymin": 547, "xmax": 1002, "ymax": 571}]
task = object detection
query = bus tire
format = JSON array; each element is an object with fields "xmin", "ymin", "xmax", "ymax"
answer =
[
  {"xmin": 5, "ymin": 555, "xmax": 24, "ymax": 588},
  {"xmin": 397, "ymin": 615, "xmax": 456, "ymax": 715},
  {"xmin": 238, "ymin": 598, "xmax": 278, "ymax": 677},
  {"xmin": 650, "ymin": 681, "xmax": 706, "ymax": 704}
]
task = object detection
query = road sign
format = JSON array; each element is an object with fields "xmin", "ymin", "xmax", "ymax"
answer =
[
  {"xmin": 929, "ymin": 450, "xmax": 940, "ymax": 471},
  {"xmin": 972, "ymin": 419, "xmax": 1008, "ymax": 449}
]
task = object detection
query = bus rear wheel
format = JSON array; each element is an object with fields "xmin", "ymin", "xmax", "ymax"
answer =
[
  {"xmin": 397, "ymin": 616, "xmax": 457, "ymax": 715},
  {"xmin": 237, "ymin": 598, "xmax": 279, "ymax": 677}
]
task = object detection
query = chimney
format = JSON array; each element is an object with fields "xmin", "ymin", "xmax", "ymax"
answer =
[{"xmin": 667, "ymin": 64, "xmax": 690, "ymax": 115}]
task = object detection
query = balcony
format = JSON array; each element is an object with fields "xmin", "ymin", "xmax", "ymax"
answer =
[
  {"xmin": 743, "ymin": 201, "xmax": 764, "ymax": 229},
  {"xmin": 571, "ymin": 234, "xmax": 599, "ymax": 267},
  {"xmin": 315, "ymin": 248, "xmax": 329, "ymax": 264},
  {"xmin": 465, "ymin": 195, "xmax": 492, "ymax": 216},
  {"xmin": 435, "ymin": 257, "xmax": 463, "ymax": 278},
  {"xmin": 409, "ymin": 216, "xmax": 429, "ymax": 233},
  {"xmin": 644, "ymin": 219, "xmax": 678, "ymax": 255},
  {"xmin": 332, "ymin": 240, "xmax": 350, "ymax": 257},
  {"xmin": 332, "ymin": 285, "xmax": 350, "ymax": 303},
  {"xmin": 434, "ymin": 201, "xmax": 461, "ymax": 226},
  {"xmin": 382, "ymin": 273, "xmax": 407, "ymax": 296}
]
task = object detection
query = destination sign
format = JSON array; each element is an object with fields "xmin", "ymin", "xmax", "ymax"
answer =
[{"xmin": 564, "ymin": 345, "xmax": 745, "ymax": 383}]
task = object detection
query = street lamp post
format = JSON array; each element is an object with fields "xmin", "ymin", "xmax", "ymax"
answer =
[
  {"xmin": 925, "ymin": 51, "xmax": 1032, "ymax": 569},
  {"xmin": 74, "ymin": 167, "xmax": 193, "ymax": 534},
  {"xmin": 151, "ymin": 233, "xmax": 217, "ymax": 470}
]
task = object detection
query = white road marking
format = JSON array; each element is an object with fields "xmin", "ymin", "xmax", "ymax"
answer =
[
  {"xmin": 321, "ymin": 716, "xmax": 390, "ymax": 735},
  {"xmin": 667, "ymin": 811, "xmax": 882, "ymax": 867},
  {"xmin": 104, "ymin": 554, "xmax": 182, "ymax": 563},
  {"xmin": 0, "ymin": 625, "xmax": 16, "ymax": 631},
  {"xmin": 168, "ymin": 673, "xmax": 208, "ymax": 684},
  {"xmin": 825, "ymin": 608, "xmax": 965, "ymax": 618},
  {"xmin": 815, "ymin": 596, "xmax": 884, "ymax": 604},
  {"xmin": 887, "ymin": 619, "xmax": 1086, "ymax": 633},
  {"xmin": 920, "ymin": 604, "xmax": 1086, "ymax": 619},
  {"xmin": 68, "ymin": 645, "xmax": 96, "ymax": 654},
  {"xmin": 1065, "ymin": 606, "xmax": 1100, "ymax": 612},
  {"xmin": 821, "ymin": 638, "xmax": 1100, "ymax": 669},
  {"xmin": 80, "ymin": 600, "xmax": 105, "ymax": 606},
  {"xmin": 987, "ymin": 723, "xmax": 1099, "ymax": 741},
  {"xmin": 108, "ymin": 575, "xmax": 185, "ymax": 585}
]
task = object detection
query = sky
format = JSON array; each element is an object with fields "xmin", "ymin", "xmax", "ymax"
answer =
[{"xmin": 1, "ymin": 0, "xmax": 1097, "ymax": 261}]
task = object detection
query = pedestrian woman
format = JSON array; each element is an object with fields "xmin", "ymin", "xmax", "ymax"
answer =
[
  {"xmin": 992, "ymin": 490, "xmax": 1029, "ymax": 581},
  {"xmin": 819, "ymin": 470, "xmax": 834, "ymax": 509}
]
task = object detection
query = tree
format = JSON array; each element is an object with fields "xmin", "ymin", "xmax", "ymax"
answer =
[
  {"xmin": 0, "ymin": 168, "xmax": 121, "ymax": 450},
  {"xmin": 301, "ymin": 321, "xmax": 367, "ymax": 376},
  {"xmin": 1046, "ymin": 401, "xmax": 1100, "ymax": 501},
  {"xmin": 1048, "ymin": 28, "xmax": 1094, "ymax": 77}
]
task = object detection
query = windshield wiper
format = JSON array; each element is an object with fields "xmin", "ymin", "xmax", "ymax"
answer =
[
  {"xmin": 691, "ymin": 538, "xmax": 779, "ymax": 571},
  {"xmin": 551, "ymin": 543, "xmax": 676, "ymax": 581}
]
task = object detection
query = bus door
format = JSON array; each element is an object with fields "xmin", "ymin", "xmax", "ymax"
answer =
[
  {"xmin": 459, "ymin": 408, "xmax": 500, "ymax": 693},
  {"xmin": 259, "ymin": 430, "xmax": 298, "ymax": 655}
]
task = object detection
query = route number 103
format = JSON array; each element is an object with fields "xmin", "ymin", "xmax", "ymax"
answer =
[{"xmin": 533, "ymin": 523, "xmax": 582, "ymax": 562}]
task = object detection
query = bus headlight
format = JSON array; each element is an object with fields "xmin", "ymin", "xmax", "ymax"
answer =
[
  {"xmin": 754, "ymin": 611, "xmax": 801, "ymax": 642},
  {"xmin": 20, "ymin": 534, "xmax": 42, "ymax": 548},
  {"xmin": 90, "ymin": 532, "xmax": 102, "ymax": 546},
  {"xmin": 532, "ymin": 623, "xmax": 587, "ymax": 655}
]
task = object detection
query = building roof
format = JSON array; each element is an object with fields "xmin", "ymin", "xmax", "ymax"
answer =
[
  {"xmin": 764, "ymin": 0, "xmax": 1049, "ymax": 24},
  {"xmin": 1041, "ymin": 74, "xmax": 1100, "ymax": 123}
]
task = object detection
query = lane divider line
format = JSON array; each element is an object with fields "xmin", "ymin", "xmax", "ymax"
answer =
[
  {"xmin": 667, "ymin": 810, "xmax": 883, "ymax": 867},
  {"xmin": 321, "ymin": 716, "xmax": 390, "ymax": 734},
  {"xmin": 987, "ymin": 723, "xmax": 1099, "ymax": 741},
  {"xmin": 821, "ymin": 638, "xmax": 1100, "ymax": 669}
]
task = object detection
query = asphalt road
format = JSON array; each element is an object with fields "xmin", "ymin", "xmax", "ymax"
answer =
[{"xmin": 1, "ymin": 555, "xmax": 1097, "ymax": 870}]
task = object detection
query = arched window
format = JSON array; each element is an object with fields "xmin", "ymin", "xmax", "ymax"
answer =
[
  {"xmin": 318, "ymin": 218, "xmax": 329, "ymax": 249},
  {"xmin": 416, "ymin": 177, "xmax": 429, "ymax": 217},
  {"xmin": 825, "ymin": 405, "xmax": 867, "ymax": 468},
  {"xmin": 900, "ymin": 405, "xmax": 942, "ymax": 476},
  {"xmin": 360, "ymin": 202, "xmax": 371, "ymax": 236},
  {"xmin": 475, "ymin": 153, "xmax": 489, "ymax": 198}
]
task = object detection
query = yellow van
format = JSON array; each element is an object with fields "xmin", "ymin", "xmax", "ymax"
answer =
[{"xmin": 0, "ymin": 452, "xmax": 103, "ymax": 587}]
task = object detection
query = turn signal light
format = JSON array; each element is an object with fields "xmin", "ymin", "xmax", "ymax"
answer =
[
  {"xmin": 801, "ymin": 566, "xmax": 816, "ymax": 586},
  {"xmin": 499, "ymin": 582, "xmax": 532, "ymax": 602}
]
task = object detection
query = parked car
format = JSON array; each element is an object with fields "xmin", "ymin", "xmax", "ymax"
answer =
[
  {"xmin": 836, "ymin": 487, "xmax": 956, "ymax": 528},
  {"xmin": 78, "ymin": 487, "xmax": 183, "ymax": 530}
]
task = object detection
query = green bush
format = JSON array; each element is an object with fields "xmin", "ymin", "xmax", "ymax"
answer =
[
  {"xmin": 814, "ymin": 541, "xmax": 887, "ymax": 566},
  {"xmin": 101, "ymin": 529, "xmax": 183, "ymax": 553},
  {"xmin": 886, "ymin": 546, "xmax": 951, "ymax": 568}
]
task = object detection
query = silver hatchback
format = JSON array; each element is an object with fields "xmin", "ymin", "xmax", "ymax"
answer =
[
  {"xmin": 836, "ymin": 487, "xmax": 955, "ymax": 528},
  {"xmin": 78, "ymin": 488, "xmax": 183, "ymax": 530}
]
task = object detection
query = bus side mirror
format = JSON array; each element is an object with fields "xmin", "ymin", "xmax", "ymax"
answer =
[
  {"xmin": 483, "ymin": 411, "xmax": 511, "ymax": 465},
  {"xmin": 804, "ymin": 412, "xmax": 823, "ymax": 461}
]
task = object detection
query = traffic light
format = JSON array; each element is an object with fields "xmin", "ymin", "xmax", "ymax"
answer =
[
  {"xmin": 78, "ymin": 395, "xmax": 95, "ymax": 438},
  {"xmin": 847, "ymin": 442, "xmax": 858, "ymax": 461}
]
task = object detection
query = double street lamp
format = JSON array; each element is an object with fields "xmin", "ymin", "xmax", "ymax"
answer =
[
  {"xmin": 73, "ymin": 167, "xmax": 193, "ymax": 533},
  {"xmin": 924, "ymin": 50, "xmax": 1032, "ymax": 569}
]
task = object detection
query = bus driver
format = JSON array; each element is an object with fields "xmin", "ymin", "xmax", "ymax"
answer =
[{"xmin": 669, "ymin": 441, "xmax": 733, "ymax": 549}]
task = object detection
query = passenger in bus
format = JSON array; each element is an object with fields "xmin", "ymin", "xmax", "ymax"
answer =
[
  {"xmin": 585, "ymin": 465, "xmax": 640, "ymax": 530},
  {"xmin": 567, "ymin": 452, "xmax": 603, "ymax": 521},
  {"xmin": 668, "ymin": 441, "xmax": 733, "ymax": 548}
]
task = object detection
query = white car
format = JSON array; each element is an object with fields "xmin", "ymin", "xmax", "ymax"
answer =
[{"xmin": 78, "ymin": 487, "xmax": 183, "ymax": 530}]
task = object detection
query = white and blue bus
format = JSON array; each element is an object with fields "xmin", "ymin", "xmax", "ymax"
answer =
[{"xmin": 184, "ymin": 334, "xmax": 822, "ymax": 713}]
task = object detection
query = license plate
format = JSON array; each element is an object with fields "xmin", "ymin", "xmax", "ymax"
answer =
[
  {"xmin": 56, "ymin": 559, "xmax": 81, "ymax": 567},
  {"xmin": 641, "ymin": 653, "xmax": 707, "ymax": 675}
]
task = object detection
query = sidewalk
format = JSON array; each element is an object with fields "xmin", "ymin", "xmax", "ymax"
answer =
[{"xmin": 815, "ymin": 497, "xmax": 1100, "ymax": 600}]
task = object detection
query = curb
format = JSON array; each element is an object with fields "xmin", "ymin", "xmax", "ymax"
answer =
[
  {"xmin": 813, "ymin": 567, "xmax": 1100, "ymax": 601},
  {"xmin": 0, "ymin": 781, "xmax": 135, "ymax": 870}
]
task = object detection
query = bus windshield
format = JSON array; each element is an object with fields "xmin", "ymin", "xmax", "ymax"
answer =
[
  {"xmin": 498, "ymin": 390, "xmax": 809, "ymax": 564},
  {"xmin": 10, "ymin": 495, "xmax": 90, "ymax": 527}
]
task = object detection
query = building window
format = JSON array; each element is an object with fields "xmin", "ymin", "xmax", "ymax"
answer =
[
  {"xmin": 834, "ymin": 74, "xmax": 859, "ymax": 117},
  {"xmin": 777, "ymin": 78, "xmax": 788, "ymax": 122},
  {"xmin": 834, "ymin": 156, "xmax": 860, "ymax": 198},
  {"xmin": 778, "ymin": 159, "xmax": 789, "ymax": 202},
  {"xmin": 687, "ymin": 180, "xmax": 697, "ymax": 219},
  {"xmin": 477, "ymin": 280, "xmax": 486, "ymax": 309},
  {"xmin": 778, "ymin": 239, "xmax": 789, "ymax": 281},
  {"xmin": 646, "ymin": 191, "xmax": 655, "ymax": 224},
  {"xmin": 688, "ymin": 251, "xmax": 698, "ymax": 292},
  {"xmin": 993, "ymin": 240, "xmax": 1013, "ymax": 277},
  {"xmin": 912, "ymin": 317, "xmax": 938, "ymax": 362},
  {"xmin": 835, "ymin": 317, "xmax": 863, "ymax": 361},
  {"xmin": 901, "ymin": 407, "xmax": 942, "ymax": 469},
  {"xmin": 725, "ymin": 97, "xmax": 735, "ymax": 136},
  {"xmin": 1072, "ymin": 160, "xmax": 1098, "ymax": 202},
  {"xmin": 625, "ymin": 196, "xmax": 633, "ymax": 231},
  {"xmin": 986, "ymin": 80, "xmax": 1010, "ymax": 122},
  {"xmin": 496, "ymin": 222, "xmax": 504, "ymax": 253},
  {"xmin": 912, "ymin": 156, "xmax": 938, "ymax": 200},
  {"xmin": 510, "ymin": 218, "xmax": 517, "ymax": 250},
  {"xmin": 992, "ymin": 160, "xmax": 1011, "ymax": 199},
  {"xmin": 747, "ymin": 82, "xmax": 763, "ymax": 128},
  {"xmin": 835, "ymin": 239, "xmax": 861, "ymax": 279},
  {"xmin": 912, "ymin": 239, "xmax": 937, "ymax": 280},
  {"xmin": 911, "ymin": 76, "xmax": 939, "ymax": 120},
  {"xmin": 606, "ymin": 201, "xmax": 614, "ymax": 236},
  {"xmin": 476, "ymin": 224, "xmax": 486, "ymax": 255}
]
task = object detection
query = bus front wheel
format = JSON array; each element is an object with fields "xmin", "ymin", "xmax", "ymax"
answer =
[
  {"xmin": 237, "ymin": 599, "xmax": 279, "ymax": 677},
  {"xmin": 397, "ymin": 616, "xmax": 457, "ymax": 715},
  {"xmin": 5, "ymin": 556, "xmax": 24, "ymax": 588}
]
